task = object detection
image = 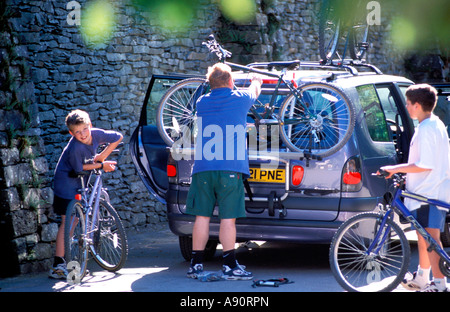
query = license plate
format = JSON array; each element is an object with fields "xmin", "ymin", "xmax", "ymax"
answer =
[{"xmin": 248, "ymin": 168, "xmax": 285, "ymax": 183}]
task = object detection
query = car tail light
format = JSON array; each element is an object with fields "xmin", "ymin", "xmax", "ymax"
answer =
[
  {"xmin": 292, "ymin": 165, "xmax": 304, "ymax": 186},
  {"xmin": 167, "ymin": 164, "xmax": 177, "ymax": 177},
  {"xmin": 342, "ymin": 156, "xmax": 362, "ymax": 192},
  {"xmin": 75, "ymin": 194, "xmax": 82, "ymax": 201}
]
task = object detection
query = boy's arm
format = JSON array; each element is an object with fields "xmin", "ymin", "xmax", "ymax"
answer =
[
  {"xmin": 94, "ymin": 134, "xmax": 123, "ymax": 163},
  {"xmin": 83, "ymin": 134, "xmax": 123, "ymax": 172},
  {"xmin": 380, "ymin": 163, "xmax": 431, "ymax": 178}
]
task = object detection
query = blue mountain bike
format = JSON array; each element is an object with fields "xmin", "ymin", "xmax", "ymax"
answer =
[{"xmin": 329, "ymin": 170, "xmax": 450, "ymax": 292}]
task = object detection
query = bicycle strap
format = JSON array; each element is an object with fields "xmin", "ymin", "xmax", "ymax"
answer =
[
  {"xmin": 252, "ymin": 278, "xmax": 294, "ymax": 288},
  {"xmin": 243, "ymin": 179, "xmax": 253, "ymax": 201}
]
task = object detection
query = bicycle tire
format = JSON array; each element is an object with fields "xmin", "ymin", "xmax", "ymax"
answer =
[
  {"xmin": 64, "ymin": 199, "xmax": 88, "ymax": 282},
  {"xmin": 329, "ymin": 212, "xmax": 410, "ymax": 292},
  {"xmin": 279, "ymin": 82, "xmax": 355, "ymax": 157},
  {"xmin": 318, "ymin": 0, "xmax": 341, "ymax": 62},
  {"xmin": 156, "ymin": 78, "xmax": 208, "ymax": 147},
  {"xmin": 89, "ymin": 199, "xmax": 128, "ymax": 272},
  {"xmin": 348, "ymin": 24, "xmax": 369, "ymax": 60},
  {"xmin": 439, "ymin": 257, "xmax": 450, "ymax": 278},
  {"xmin": 348, "ymin": 0, "xmax": 370, "ymax": 60}
]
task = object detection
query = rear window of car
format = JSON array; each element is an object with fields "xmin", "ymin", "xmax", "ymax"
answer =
[
  {"xmin": 434, "ymin": 84, "xmax": 450, "ymax": 136},
  {"xmin": 146, "ymin": 78, "xmax": 181, "ymax": 125},
  {"xmin": 356, "ymin": 84, "xmax": 390, "ymax": 142}
]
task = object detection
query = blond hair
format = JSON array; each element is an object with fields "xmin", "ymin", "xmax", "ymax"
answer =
[{"xmin": 206, "ymin": 63, "xmax": 232, "ymax": 89}]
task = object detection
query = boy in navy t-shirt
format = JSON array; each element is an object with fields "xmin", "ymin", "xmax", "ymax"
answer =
[{"xmin": 49, "ymin": 109, "xmax": 122, "ymax": 279}]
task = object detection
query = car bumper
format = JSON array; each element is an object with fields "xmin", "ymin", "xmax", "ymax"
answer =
[{"xmin": 167, "ymin": 213, "xmax": 360, "ymax": 243}]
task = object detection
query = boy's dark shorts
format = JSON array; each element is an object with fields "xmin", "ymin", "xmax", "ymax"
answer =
[
  {"xmin": 186, "ymin": 171, "xmax": 245, "ymax": 219},
  {"xmin": 53, "ymin": 195, "xmax": 72, "ymax": 216}
]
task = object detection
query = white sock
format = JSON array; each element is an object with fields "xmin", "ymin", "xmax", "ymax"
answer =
[
  {"xmin": 415, "ymin": 266, "xmax": 431, "ymax": 287},
  {"xmin": 433, "ymin": 278, "xmax": 447, "ymax": 290}
]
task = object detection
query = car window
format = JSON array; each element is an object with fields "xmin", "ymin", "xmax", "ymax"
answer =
[
  {"xmin": 433, "ymin": 85, "xmax": 450, "ymax": 136},
  {"xmin": 146, "ymin": 78, "xmax": 182, "ymax": 125},
  {"xmin": 356, "ymin": 84, "xmax": 390, "ymax": 142}
]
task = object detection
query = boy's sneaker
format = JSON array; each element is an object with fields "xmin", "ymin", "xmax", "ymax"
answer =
[
  {"xmin": 420, "ymin": 282, "xmax": 448, "ymax": 292},
  {"xmin": 187, "ymin": 263, "xmax": 203, "ymax": 279},
  {"xmin": 49, "ymin": 263, "xmax": 68, "ymax": 279},
  {"xmin": 222, "ymin": 263, "xmax": 252, "ymax": 280},
  {"xmin": 401, "ymin": 271, "xmax": 426, "ymax": 291}
]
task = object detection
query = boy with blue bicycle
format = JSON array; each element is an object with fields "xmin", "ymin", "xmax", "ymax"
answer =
[
  {"xmin": 381, "ymin": 84, "xmax": 450, "ymax": 292},
  {"xmin": 49, "ymin": 109, "xmax": 122, "ymax": 279}
]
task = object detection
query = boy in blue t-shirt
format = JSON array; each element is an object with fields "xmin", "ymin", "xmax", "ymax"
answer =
[
  {"xmin": 49, "ymin": 109, "xmax": 122, "ymax": 279},
  {"xmin": 186, "ymin": 63, "xmax": 262, "ymax": 280}
]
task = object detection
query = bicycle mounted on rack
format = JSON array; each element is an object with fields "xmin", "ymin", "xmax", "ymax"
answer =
[{"xmin": 157, "ymin": 34, "xmax": 357, "ymax": 160}]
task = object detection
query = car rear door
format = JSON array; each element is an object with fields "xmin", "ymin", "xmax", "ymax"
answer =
[{"xmin": 130, "ymin": 74, "xmax": 194, "ymax": 204}]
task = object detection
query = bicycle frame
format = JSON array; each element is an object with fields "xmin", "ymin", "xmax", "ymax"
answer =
[
  {"xmin": 368, "ymin": 181, "xmax": 450, "ymax": 263},
  {"xmin": 205, "ymin": 36, "xmax": 316, "ymax": 123},
  {"xmin": 77, "ymin": 170, "xmax": 104, "ymax": 244}
]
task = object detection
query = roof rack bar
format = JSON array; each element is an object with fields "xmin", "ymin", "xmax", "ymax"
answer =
[{"xmin": 245, "ymin": 59, "xmax": 382, "ymax": 76}]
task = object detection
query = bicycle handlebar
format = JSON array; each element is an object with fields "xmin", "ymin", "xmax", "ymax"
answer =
[
  {"xmin": 372, "ymin": 169, "xmax": 405, "ymax": 187},
  {"xmin": 203, "ymin": 34, "xmax": 232, "ymax": 60}
]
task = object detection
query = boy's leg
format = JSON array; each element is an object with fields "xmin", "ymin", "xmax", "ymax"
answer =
[
  {"xmin": 414, "ymin": 205, "xmax": 447, "ymax": 291},
  {"xmin": 49, "ymin": 196, "xmax": 70, "ymax": 279},
  {"xmin": 55, "ymin": 215, "xmax": 65, "ymax": 259},
  {"xmin": 424, "ymin": 227, "xmax": 445, "ymax": 279}
]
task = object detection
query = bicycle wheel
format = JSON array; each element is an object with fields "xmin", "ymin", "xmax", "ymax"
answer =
[
  {"xmin": 89, "ymin": 199, "xmax": 128, "ymax": 272},
  {"xmin": 156, "ymin": 78, "xmax": 208, "ymax": 146},
  {"xmin": 319, "ymin": 0, "xmax": 341, "ymax": 62},
  {"xmin": 279, "ymin": 82, "xmax": 355, "ymax": 157},
  {"xmin": 329, "ymin": 212, "xmax": 410, "ymax": 292},
  {"xmin": 64, "ymin": 199, "xmax": 88, "ymax": 282},
  {"xmin": 439, "ymin": 257, "xmax": 450, "ymax": 278}
]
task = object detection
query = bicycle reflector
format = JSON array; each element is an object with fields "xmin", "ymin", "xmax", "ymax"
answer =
[
  {"xmin": 75, "ymin": 194, "xmax": 82, "ymax": 201},
  {"xmin": 342, "ymin": 156, "xmax": 362, "ymax": 192},
  {"xmin": 292, "ymin": 165, "xmax": 304, "ymax": 186}
]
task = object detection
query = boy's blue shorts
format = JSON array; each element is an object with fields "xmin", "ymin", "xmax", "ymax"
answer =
[{"xmin": 411, "ymin": 204, "xmax": 447, "ymax": 231}]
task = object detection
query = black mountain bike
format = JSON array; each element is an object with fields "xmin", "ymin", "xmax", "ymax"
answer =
[{"xmin": 319, "ymin": 0, "xmax": 370, "ymax": 63}]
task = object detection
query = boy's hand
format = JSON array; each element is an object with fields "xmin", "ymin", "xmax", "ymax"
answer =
[
  {"xmin": 102, "ymin": 160, "xmax": 117, "ymax": 172},
  {"xmin": 379, "ymin": 165, "xmax": 397, "ymax": 179}
]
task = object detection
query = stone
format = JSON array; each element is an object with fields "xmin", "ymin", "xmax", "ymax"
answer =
[{"xmin": 41, "ymin": 223, "xmax": 59, "ymax": 242}]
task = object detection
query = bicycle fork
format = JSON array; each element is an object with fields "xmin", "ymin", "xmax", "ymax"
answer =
[{"xmin": 365, "ymin": 206, "xmax": 394, "ymax": 257}]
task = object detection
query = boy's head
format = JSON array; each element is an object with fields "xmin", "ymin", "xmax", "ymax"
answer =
[
  {"xmin": 405, "ymin": 84, "xmax": 438, "ymax": 113},
  {"xmin": 66, "ymin": 109, "xmax": 92, "ymax": 145},
  {"xmin": 206, "ymin": 63, "xmax": 233, "ymax": 89}
]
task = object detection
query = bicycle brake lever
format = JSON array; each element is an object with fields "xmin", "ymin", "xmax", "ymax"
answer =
[{"xmin": 372, "ymin": 169, "xmax": 390, "ymax": 178}]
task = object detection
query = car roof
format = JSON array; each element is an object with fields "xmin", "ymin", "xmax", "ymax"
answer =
[{"xmin": 232, "ymin": 65, "xmax": 414, "ymax": 90}]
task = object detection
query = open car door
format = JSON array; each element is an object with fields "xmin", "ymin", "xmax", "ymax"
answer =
[{"xmin": 130, "ymin": 74, "xmax": 195, "ymax": 204}]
